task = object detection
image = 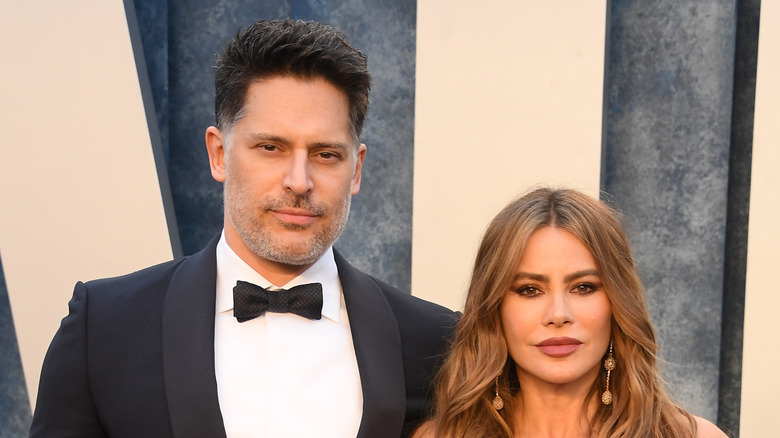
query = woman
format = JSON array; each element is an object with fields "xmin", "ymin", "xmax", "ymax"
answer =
[{"xmin": 415, "ymin": 188, "xmax": 727, "ymax": 438}]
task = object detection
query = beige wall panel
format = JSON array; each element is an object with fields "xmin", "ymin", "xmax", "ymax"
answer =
[
  {"xmin": 740, "ymin": 1, "xmax": 780, "ymax": 434},
  {"xmin": 413, "ymin": 1, "xmax": 606, "ymax": 309},
  {"xmin": 0, "ymin": 1, "xmax": 173, "ymax": 404}
]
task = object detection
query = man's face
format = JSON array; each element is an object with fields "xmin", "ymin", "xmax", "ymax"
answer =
[{"xmin": 206, "ymin": 76, "xmax": 365, "ymax": 280}]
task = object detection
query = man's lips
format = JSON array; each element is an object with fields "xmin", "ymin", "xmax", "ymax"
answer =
[
  {"xmin": 535, "ymin": 337, "xmax": 582, "ymax": 358},
  {"xmin": 271, "ymin": 208, "xmax": 318, "ymax": 226}
]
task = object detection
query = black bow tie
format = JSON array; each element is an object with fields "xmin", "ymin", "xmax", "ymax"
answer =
[{"xmin": 233, "ymin": 281, "xmax": 323, "ymax": 322}]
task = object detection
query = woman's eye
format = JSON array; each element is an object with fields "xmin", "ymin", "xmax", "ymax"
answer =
[
  {"xmin": 514, "ymin": 286, "xmax": 541, "ymax": 297},
  {"xmin": 574, "ymin": 283, "xmax": 597, "ymax": 295}
]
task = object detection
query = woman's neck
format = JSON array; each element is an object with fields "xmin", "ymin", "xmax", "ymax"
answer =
[{"xmin": 511, "ymin": 379, "xmax": 599, "ymax": 438}]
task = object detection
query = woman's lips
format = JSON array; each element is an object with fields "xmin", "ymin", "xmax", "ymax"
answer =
[{"xmin": 535, "ymin": 337, "xmax": 582, "ymax": 358}]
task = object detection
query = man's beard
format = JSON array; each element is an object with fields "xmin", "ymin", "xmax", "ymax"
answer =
[{"xmin": 224, "ymin": 177, "xmax": 351, "ymax": 267}]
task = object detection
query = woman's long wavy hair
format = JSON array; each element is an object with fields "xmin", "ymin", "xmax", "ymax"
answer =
[{"xmin": 429, "ymin": 188, "xmax": 696, "ymax": 438}]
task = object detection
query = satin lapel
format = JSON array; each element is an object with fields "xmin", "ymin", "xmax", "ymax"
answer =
[
  {"xmin": 162, "ymin": 235, "xmax": 227, "ymax": 438},
  {"xmin": 335, "ymin": 250, "xmax": 406, "ymax": 438}
]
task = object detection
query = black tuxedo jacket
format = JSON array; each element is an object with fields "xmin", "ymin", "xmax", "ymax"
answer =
[{"xmin": 31, "ymin": 236, "xmax": 458, "ymax": 437}]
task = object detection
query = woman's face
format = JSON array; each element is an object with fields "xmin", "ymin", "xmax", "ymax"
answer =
[{"xmin": 500, "ymin": 226, "xmax": 612, "ymax": 390}]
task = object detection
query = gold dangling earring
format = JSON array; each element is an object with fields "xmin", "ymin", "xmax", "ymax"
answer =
[
  {"xmin": 492, "ymin": 377, "xmax": 504, "ymax": 410},
  {"xmin": 601, "ymin": 342, "xmax": 616, "ymax": 405}
]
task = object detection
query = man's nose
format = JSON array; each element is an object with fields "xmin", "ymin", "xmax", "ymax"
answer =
[{"xmin": 282, "ymin": 152, "xmax": 313, "ymax": 195}]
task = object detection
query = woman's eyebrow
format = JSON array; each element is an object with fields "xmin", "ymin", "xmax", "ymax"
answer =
[
  {"xmin": 513, "ymin": 272, "xmax": 548, "ymax": 282},
  {"xmin": 564, "ymin": 269, "xmax": 600, "ymax": 283}
]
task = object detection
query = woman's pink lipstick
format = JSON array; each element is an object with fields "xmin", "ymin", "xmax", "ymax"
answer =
[{"xmin": 536, "ymin": 337, "xmax": 582, "ymax": 357}]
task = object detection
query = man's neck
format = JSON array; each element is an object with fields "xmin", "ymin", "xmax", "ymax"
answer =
[{"xmin": 223, "ymin": 230, "xmax": 313, "ymax": 287}]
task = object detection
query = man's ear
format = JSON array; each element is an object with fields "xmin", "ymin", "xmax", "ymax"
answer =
[
  {"xmin": 351, "ymin": 143, "xmax": 367, "ymax": 195},
  {"xmin": 205, "ymin": 126, "xmax": 227, "ymax": 182}
]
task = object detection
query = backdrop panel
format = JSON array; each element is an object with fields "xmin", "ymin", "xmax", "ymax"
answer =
[
  {"xmin": 413, "ymin": 1, "xmax": 606, "ymax": 310},
  {"xmin": 0, "ymin": 0, "xmax": 174, "ymax": 405},
  {"xmin": 740, "ymin": 0, "xmax": 780, "ymax": 434}
]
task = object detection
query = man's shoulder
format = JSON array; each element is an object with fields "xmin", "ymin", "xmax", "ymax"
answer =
[
  {"xmin": 82, "ymin": 236, "xmax": 218, "ymax": 297},
  {"xmin": 333, "ymin": 248, "xmax": 457, "ymax": 321},
  {"xmin": 85, "ymin": 256, "xmax": 188, "ymax": 291},
  {"xmin": 361, "ymin": 273, "xmax": 460, "ymax": 342},
  {"xmin": 370, "ymin": 275, "xmax": 455, "ymax": 318}
]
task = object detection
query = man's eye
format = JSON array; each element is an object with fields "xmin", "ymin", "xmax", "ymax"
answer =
[{"xmin": 261, "ymin": 144, "xmax": 277, "ymax": 151}]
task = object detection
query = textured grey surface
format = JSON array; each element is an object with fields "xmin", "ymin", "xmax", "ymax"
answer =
[
  {"xmin": 161, "ymin": 0, "xmax": 417, "ymax": 290},
  {"xmin": 132, "ymin": 0, "xmax": 169, "ymax": 161},
  {"xmin": 0, "ymin": 255, "xmax": 32, "ymax": 437},
  {"xmin": 604, "ymin": 0, "xmax": 737, "ymax": 420},
  {"xmin": 324, "ymin": 0, "xmax": 417, "ymax": 290},
  {"xmin": 717, "ymin": 0, "xmax": 760, "ymax": 436}
]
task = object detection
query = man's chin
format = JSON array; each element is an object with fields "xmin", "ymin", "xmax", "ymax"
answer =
[
  {"xmin": 264, "ymin": 252, "xmax": 322, "ymax": 267},
  {"xmin": 251, "ymin": 239, "xmax": 325, "ymax": 266}
]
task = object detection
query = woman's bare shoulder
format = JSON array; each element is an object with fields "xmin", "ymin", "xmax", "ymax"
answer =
[
  {"xmin": 693, "ymin": 416, "xmax": 729, "ymax": 438},
  {"xmin": 411, "ymin": 420, "xmax": 435, "ymax": 438}
]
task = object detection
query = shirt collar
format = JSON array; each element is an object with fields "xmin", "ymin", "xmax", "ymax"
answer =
[{"xmin": 214, "ymin": 231, "xmax": 342, "ymax": 323}]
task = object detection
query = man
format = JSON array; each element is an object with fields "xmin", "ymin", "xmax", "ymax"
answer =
[{"xmin": 31, "ymin": 19, "xmax": 457, "ymax": 438}]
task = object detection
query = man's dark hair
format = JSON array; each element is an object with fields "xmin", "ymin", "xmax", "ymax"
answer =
[{"xmin": 214, "ymin": 19, "xmax": 372, "ymax": 142}]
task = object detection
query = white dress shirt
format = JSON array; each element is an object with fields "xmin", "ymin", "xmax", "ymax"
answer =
[{"xmin": 214, "ymin": 233, "xmax": 363, "ymax": 437}]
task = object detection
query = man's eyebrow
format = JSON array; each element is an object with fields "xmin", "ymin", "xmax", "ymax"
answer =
[
  {"xmin": 310, "ymin": 141, "xmax": 350, "ymax": 151},
  {"xmin": 247, "ymin": 132, "xmax": 289, "ymax": 144},
  {"xmin": 246, "ymin": 133, "xmax": 350, "ymax": 151}
]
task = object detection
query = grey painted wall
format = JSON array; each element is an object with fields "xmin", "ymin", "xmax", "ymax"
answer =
[
  {"xmin": 0, "ymin": 255, "xmax": 31, "ymax": 437},
  {"xmin": 719, "ymin": 0, "xmax": 759, "ymax": 435},
  {"xmin": 604, "ymin": 1, "xmax": 755, "ymax": 435},
  {"xmin": 604, "ymin": 0, "xmax": 735, "ymax": 420}
]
